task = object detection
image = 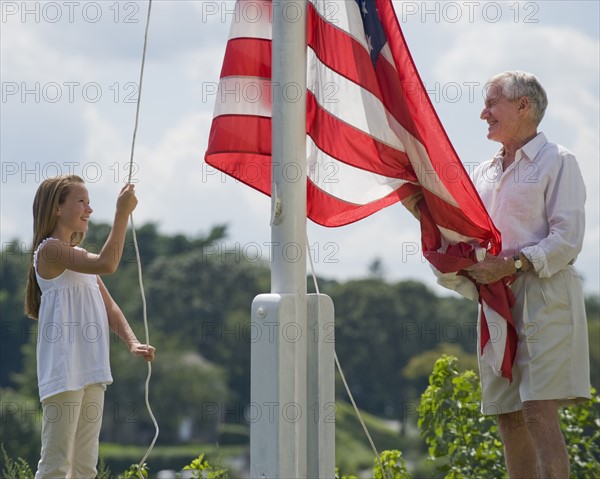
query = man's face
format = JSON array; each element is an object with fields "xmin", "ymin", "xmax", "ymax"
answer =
[{"xmin": 480, "ymin": 83, "xmax": 521, "ymax": 144}]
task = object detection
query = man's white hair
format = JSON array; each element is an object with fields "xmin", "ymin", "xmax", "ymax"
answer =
[{"xmin": 486, "ymin": 71, "xmax": 548, "ymax": 126}]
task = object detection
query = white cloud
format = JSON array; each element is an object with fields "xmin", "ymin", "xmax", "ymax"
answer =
[{"xmin": 432, "ymin": 20, "xmax": 600, "ymax": 183}]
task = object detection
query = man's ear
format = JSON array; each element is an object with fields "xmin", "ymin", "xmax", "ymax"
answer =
[{"xmin": 518, "ymin": 96, "xmax": 529, "ymax": 111}]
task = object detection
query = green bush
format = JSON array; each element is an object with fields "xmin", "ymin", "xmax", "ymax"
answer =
[
  {"xmin": 335, "ymin": 450, "xmax": 409, "ymax": 479},
  {"xmin": 372, "ymin": 450, "xmax": 410, "ymax": 479},
  {"xmin": 1, "ymin": 444, "xmax": 34, "ymax": 479},
  {"xmin": 418, "ymin": 354, "xmax": 600, "ymax": 479},
  {"xmin": 182, "ymin": 452, "xmax": 228, "ymax": 479},
  {"xmin": 561, "ymin": 393, "xmax": 600, "ymax": 477},
  {"xmin": 418, "ymin": 355, "xmax": 504, "ymax": 478}
]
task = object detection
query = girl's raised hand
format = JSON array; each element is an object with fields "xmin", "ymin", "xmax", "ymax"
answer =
[{"xmin": 116, "ymin": 183, "xmax": 138, "ymax": 216}]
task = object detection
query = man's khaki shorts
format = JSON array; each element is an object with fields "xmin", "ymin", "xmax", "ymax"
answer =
[{"xmin": 478, "ymin": 266, "xmax": 591, "ymax": 415}]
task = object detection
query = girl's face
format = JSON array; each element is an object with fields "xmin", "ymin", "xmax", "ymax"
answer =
[{"xmin": 56, "ymin": 183, "xmax": 93, "ymax": 234}]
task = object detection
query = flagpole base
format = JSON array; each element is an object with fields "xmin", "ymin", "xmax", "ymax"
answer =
[
  {"xmin": 307, "ymin": 293, "xmax": 335, "ymax": 479},
  {"xmin": 250, "ymin": 293, "xmax": 334, "ymax": 479}
]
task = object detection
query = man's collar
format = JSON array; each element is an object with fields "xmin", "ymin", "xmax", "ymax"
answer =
[
  {"xmin": 521, "ymin": 132, "xmax": 547, "ymax": 161},
  {"xmin": 492, "ymin": 132, "xmax": 547, "ymax": 165}
]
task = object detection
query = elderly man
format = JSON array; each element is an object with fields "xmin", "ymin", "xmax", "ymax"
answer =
[{"xmin": 464, "ymin": 71, "xmax": 591, "ymax": 478}]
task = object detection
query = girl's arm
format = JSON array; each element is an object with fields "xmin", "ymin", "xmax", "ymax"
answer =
[
  {"xmin": 98, "ymin": 276, "xmax": 155, "ymax": 361},
  {"xmin": 39, "ymin": 184, "xmax": 138, "ymax": 277}
]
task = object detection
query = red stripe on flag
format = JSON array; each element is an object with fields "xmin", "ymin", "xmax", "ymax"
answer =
[
  {"xmin": 306, "ymin": 92, "xmax": 416, "ymax": 181},
  {"xmin": 422, "ymin": 192, "xmax": 496, "ymax": 245},
  {"xmin": 207, "ymin": 115, "xmax": 271, "ymax": 157},
  {"xmin": 220, "ymin": 38, "xmax": 272, "ymax": 79},
  {"xmin": 375, "ymin": 57, "xmax": 422, "ymax": 143},
  {"xmin": 307, "ymin": 181, "xmax": 419, "ymax": 227},
  {"xmin": 206, "ymin": 115, "xmax": 272, "ymax": 194}
]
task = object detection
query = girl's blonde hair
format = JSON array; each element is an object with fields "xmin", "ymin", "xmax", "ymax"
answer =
[{"xmin": 25, "ymin": 175, "xmax": 86, "ymax": 319}]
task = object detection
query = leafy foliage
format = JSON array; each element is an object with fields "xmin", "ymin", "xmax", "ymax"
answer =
[
  {"xmin": 182, "ymin": 452, "xmax": 229, "ymax": 479},
  {"xmin": 0, "ymin": 241, "xmax": 31, "ymax": 388},
  {"xmin": 372, "ymin": 450, "xmax": 410, "ymax": 479},
  {"xmin": 334, "ymin": 401, "xmax": 406, "ymax": 473},
  {"xmin": 561, "ymin": 391, "xmax": 600, "ymax": 478},
  {"xmin": 1, "ymin": 444, "xmax": 34, "ymax": 479},
  {"xmin": 118, "ymin": 463, "xmax": 148, "ymax": 479},
  {"xmin": 335, "ymin": 467, "xmax": 358, "ymax": 479},
  {"xmin": 418, "ymin": 355, "xmax": 503, "ymax": 478},
  {"xmin": 96, "ymin": 457, "xmax": 112, "ymax": 479},
  {"xmin": 418, "ymin": 355, "xmax": 600, "ymax": 479}
]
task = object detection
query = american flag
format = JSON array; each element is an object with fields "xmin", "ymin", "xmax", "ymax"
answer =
[{"xmin": 205, "ymin": 0, "xmax": 517, "ymax": 381}]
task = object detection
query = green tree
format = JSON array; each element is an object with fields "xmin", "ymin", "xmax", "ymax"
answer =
[
  {"xmin": 102, "ymin": 329, "xmax": 231, "ymax": 444},
  {"xmin": 328, "ymin": 279, "xmax": 477, "ymax": 420},
  {"xmin": 368, "ymin": 258, "xmax": 386, "ymax": 280},
  {"xmin": 0, "ymin": 389, "xmax": 41, "ymax": 469},
  {"xmin": 1, "ymin": 241, "xmax": 31, "ymax": 388},
  {"xmin": 140, "ymin": 247, "xmax": 269, "ymax": 406},
  {"xmin": 586, "ymin": 295, "xmax": 600, "ymax": 389},
  {"xmin": 402, "ymin": 343, "xmax": 477, "ymax": 384},
  {"xmin": 418, "ymin": 355, "xmax": 502, "ymax": 478}
]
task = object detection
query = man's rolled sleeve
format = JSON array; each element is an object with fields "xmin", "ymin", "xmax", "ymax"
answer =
[{"xmin": 521, "ymin": 154, "xmax": 586, "ymax": 278}]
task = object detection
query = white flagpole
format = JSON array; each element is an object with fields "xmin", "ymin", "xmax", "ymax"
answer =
[
  {"xmin": 270, "ymin": 3, "xmax": 308, "ymax": 298},
  {"xmin": 250, "ymin": 1, "xmax": 308, "ymax": 478},
  {"xmin": 250, "ymin": 1, "xmax": 334, "ymax": 477}
]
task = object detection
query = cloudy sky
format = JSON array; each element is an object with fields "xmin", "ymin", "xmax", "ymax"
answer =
[{"xmin": 1, "ymin": 0, "xmax": 598, "ymax": 297}]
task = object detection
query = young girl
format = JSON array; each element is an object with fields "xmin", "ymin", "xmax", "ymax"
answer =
[{"xmin": 25, "ymin": 175, "xmax": 156, "ymax": 479}]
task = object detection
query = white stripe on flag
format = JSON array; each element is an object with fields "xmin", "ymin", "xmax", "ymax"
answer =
[
  {"xmin": 437, "ymin": 225, "xmax": 481, "ymax": 247},
  {"xmin": 307, "ymin": 136, "xmax": 408, "ymax": 205},
  {"xmin": 213, "ymin": 77, "xmax": 273, "ymax": 118},
  {"xmin": 481, "ymin": 301, "xmax": 509, "ymax": 377},
  {"xmin": 228, "ymin": 0, "xmax": 272, "ymax": 40},
  {"xmin": 307, "ymin": 48, "xmax": 406, "ymax": 151},
  {"xmin": 386, "ymin": 116, "xmax": 460, "ymax": 208},
  {"xmin": 380, "ymin": 43, "xmax": 395, "ymax": 68},
  {"xmin": 309, "ymin": 0, "xmax": 369, "ymax": 52}
]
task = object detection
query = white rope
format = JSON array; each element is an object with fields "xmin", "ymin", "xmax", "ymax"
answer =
[
  {"xmin": 124, "ymin": 0, "xmax": 158, "ymax": 475},
  {"xmin": 130, "ymin": 217, "xmax": 158, "ymax": 474},
  {"xmin": 306, "ymin": 235, "xmax": 390, "ymax": 479},
  {"xmin": 127, "ymin": 0, "xmax": 152, "ymax": 185}
]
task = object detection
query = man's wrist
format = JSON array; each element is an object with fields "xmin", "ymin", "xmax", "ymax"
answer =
[
  {"xmin": 515, "ymin": 252, "xmax": 532, "ymax": 273},
  {"xmin": 513, "ymin": 255, "xmax": 523, "ymax": 273}
]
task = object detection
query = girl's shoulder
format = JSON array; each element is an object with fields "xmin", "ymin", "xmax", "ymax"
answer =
[
  {"xmin": 34, "ymin": 238, "xmax": 89, "ymax": 280},
  {"xmin": 34, "ymin": 237, "xmax": 61, "ymax": 265},
  {"xmin": 35, "ymin": 237, "xmax": 88, "ymax": 256}
]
